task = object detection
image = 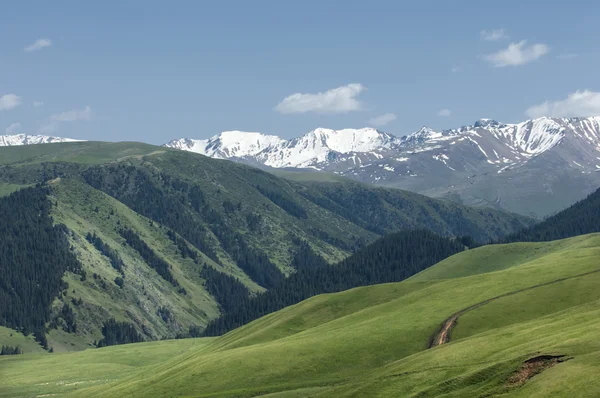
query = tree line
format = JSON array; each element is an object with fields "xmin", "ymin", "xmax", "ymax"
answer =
[
  {"xmin": 504, "ymin": 187, "xmax": 600, "ymax": 243},
  {"xmin": 0, "ymin": 186, "xmax": 82, "ymax": 343},
  {"xmin": 96, "ymin": 318, "xmax": 144, "ymax": 347},
  {"xmin": 119, "ymin": 228, "xmax": 179, "ymax": 287},
  {"xmin": 83, "ymin": 165, "xmax": 283, "ymax": 289},
  {"xmin": 202, "ymin": 230, "xmax": 466, "ymax": 336}
]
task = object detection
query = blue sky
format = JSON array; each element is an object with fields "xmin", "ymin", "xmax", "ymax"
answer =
[{"xmin": 1, "ymin": 1, "xmax": 599, "ymax": 144}]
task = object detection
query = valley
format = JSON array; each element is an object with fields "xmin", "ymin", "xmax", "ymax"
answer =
[
  {"xmin": 3, "ymin": 4, "xmax": 599, "ymax": 396},
  {"xmin": 3, "ymin": 233, "xmax": 600, "ymax": 397},
  {"xmin": 0, "ymin": 142, "xmax": 530, "ymax": 353},
  {"xmin": 1, "ymin": 141, "xmax": 600, "ymax": 397}
]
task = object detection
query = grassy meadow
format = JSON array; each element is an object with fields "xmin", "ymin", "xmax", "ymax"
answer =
[{"xmin": 2, "ymin": 233, "xmax": 600, "ymax": 396}]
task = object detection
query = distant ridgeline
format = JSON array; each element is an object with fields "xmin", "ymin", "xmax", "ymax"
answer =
[{"xmin": 504, "ymin": 186, "xmax": 600, "ymax": 243}]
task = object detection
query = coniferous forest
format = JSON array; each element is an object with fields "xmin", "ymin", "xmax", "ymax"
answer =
[
  {"xmin": 203, "ymin": 230, "xmax": 466, "ymax": 336},
  {"xmin": 0, "ymin": 186, "xmax": 81, "ymax": 338},
  {"xmin": 96, "ymin": 318, "xmax": 144, "ymax": 347},
  {"xmin": 504, "ymin": 186, "xmax": 600, "ymax": 243}
]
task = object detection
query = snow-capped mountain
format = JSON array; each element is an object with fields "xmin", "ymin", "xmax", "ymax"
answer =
[
  {"xmin": 0, "ymin": 134, "xmax": 81, "ymax": 146},
  {"xmin": 165, "ymin": 117, "xmax": 600, "ymax": 217},
  {"xmin": 166, "ymin": 131, "xmax": 285, "ymax": 160},
  {"xmin": 167, "ymin": 128, "xmax": 398, "ymax": 169}
]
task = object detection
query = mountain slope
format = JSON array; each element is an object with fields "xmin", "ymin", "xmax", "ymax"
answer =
[
  {"xmin": 4, "ymin": 233, "xmax": 600, "ymax": 397},
  {"xmin": 165, "ymin": 117, "xmax": 600, "ymax": 217},
  {"xmin": 505, "ymin": 185, "xmax": 600, "ymax": 242},
  {"xmin": 0, "ymin": 141, "xmax": 531, "ymax": 351}
]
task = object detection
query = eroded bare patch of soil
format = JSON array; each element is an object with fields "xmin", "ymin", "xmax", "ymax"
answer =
[{"xmin": 506, "ymin": 355, "xmax": 570, "ymax": 388}]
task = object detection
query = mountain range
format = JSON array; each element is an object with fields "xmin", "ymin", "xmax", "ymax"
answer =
[
  {"xmin": 3, "ymin": 116, "xmax": 600, "ymax": 218},
  {"xmin": 165, "ymin": 117, "xmax": 600, "ymax": 218},
  {"xmin": 4, "ymin": 138, "xmax": 600, "ymax": 397}
]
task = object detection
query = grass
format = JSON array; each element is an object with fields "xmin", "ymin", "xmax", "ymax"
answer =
[
  {"xmin": 3, "ymin": 233, "xmax": 600, "ymax": 396},
  {"xmin": 0, "ymin": 327, "xmax": 46, "ymax": 355},
  {"xmin": 0, "ymin": 183, "xmax": 29, "ymax": 197},
  {"xmin": 0, "ymin": 338, "xmax": 213, "ymax": 397},
  {"xmin": 0, "ymin": 141, "xmax": 166, "ymax": 166},
  {"xmin": 44, "ymin": 178, "xmax": 228, "ymax": 345}
]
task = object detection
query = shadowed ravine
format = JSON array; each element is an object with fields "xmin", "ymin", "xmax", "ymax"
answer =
[{"xmin": 429, "ymin": 267, "xmax": 600, "ymax": 348}]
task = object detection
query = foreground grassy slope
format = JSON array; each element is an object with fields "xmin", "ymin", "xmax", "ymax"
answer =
[{"xmin": 3, "ymin": 233, "xmax": 600, "ymax": 397}]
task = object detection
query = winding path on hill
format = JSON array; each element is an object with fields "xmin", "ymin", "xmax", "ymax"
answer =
[{"xmin": 429, "ymin": 267, "xmax": 600, "ymax": 348}]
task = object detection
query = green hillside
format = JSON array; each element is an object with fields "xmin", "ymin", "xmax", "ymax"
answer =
[
  {"xmin": 3, "ymin": 233, "xmax": 600, "ymax": 397},
  {"xmin": 505, "ymin": 185, "xmax": 600, "ymax": 242},
  {"xmin": 0, "ymin": 141, "xmax": 532, "ymax": 351}
]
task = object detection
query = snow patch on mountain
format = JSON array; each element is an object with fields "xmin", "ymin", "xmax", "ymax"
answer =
[
  {"xmin": 164, "ymin": 117, "xmax": 600, "ymax": 184},
  {"xmin": 166, "ymin": 128, "xmax": 398, "ymax": 169},
  {"xmin": 0, "ymin": 134, "xmax": 82, "ymax": 146},
  {"xmin": 166, "ymin": 131, "xmax": 285, "ymax": 159}
]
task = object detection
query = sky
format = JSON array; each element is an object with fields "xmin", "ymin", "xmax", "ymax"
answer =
[{"xmin": 1, "ymin": 1, "xmax": 600, "ymax": 144}]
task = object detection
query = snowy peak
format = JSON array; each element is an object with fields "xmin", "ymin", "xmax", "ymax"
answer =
[
  {"xmin": 0, "ymin": 134, "xmax": 81, "ymax": 147},
  {"xmin": 165, "ymin": 127, "xmax": 398, "ymax": 169},
  {"xmin": 210, "ymin": 131, "xmax": 285, "ymax": 158},
  {"xmin": 164, "ymin": 117, "xmax": 600, "ymax": 173},
  {"xmin": 259, "ymin": 127, "xmax": 398, "ymax": 169},
  {"xmin": 473, "ymin": 118, "xmax": 501, "ymax": 128},
  {"xmin": 401, "ymin": 126, "xmax": 446, "ymax": 147},
  {"xmin": 302, "ymin": 127, "xmax": 397, "ymax": 154},
  {"xmin": 512, "ymin": 118, "xmax": 565, "ymax": 155},
  {"xmin": 166, "ymin": 131, "xmax": 285, "ymax": 159}
]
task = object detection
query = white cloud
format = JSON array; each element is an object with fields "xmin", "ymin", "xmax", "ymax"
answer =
[
  {"xmin": 275, "ymin": 83, "xmax": 366, "ymax": 114},
  {"xmin": 33, "ymin": 101, "xmax": 44, "ymax": 107},
  {"xmin": 0, "ymin": 94, "xmax": 21, "ymax": 111},
  {"xmin": 39, "ymin": 106, "xmax": 93, "ymax": 134},
  {"xmin": 557, "ymin": 53, "xmax": 577, "ymax": 60},
  {"xmin": 368, "ymin": 113, "xmax": 396, "ymax": 127},
  {"xmin": 24, "ymin": 38, "xmax": 52, "ymax": 52},
  {"xmin": 480, "ymin": 29, "xmax": 508, "ymax": 41},
  {"xmin": 438, "ymin": 109, "xmax": 452, "ymax": 117},
  {"xmin": 5, "ymin": 122, "xmax": 22, "ymax": 134},
  {"xmin": 484, "ymin": 40, "xmax": 549, "ymax": 67},
  {"xmin": 526, "ymin": 90, "xmax": 600, "ymax": 118},
  {"xmin": 51, "ymin": 105, "xmax": 92, "ymax": 122}
]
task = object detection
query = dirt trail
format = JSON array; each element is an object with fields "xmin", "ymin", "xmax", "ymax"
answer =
[{"xmin": 429, "ymin": 267, "xmax": 600, "ymax": 348}]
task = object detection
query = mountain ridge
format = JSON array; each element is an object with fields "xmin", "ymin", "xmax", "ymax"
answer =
[
  {"xmin": 0, "ymin": 133, "xmax": 82, "ymax": 146},
  {"xmin": 165, "ymin": 116, "xmax": 600, "ymax": 217}
]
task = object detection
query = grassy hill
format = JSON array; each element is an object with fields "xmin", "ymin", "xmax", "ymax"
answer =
[
  {"xmin": 0, "ymin": 141, "xmax": 532, "ymax": 351},
  {"xmin": 3, "ymin": 233, "xmax": 600, "ymax": 397}
]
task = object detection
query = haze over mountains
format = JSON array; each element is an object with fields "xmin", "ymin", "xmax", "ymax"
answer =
[{"xmin": 166, "ymin": 116, "xmax": 600, "ymax": 217}]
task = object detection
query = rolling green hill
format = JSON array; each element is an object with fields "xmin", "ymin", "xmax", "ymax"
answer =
[
  {"xmin": 2, "ymin": 233, "xmax": 600, "ymax": 397},
  {"xmin": 0, "ymin": 141, "xmax": 532, "ymax": 351}
]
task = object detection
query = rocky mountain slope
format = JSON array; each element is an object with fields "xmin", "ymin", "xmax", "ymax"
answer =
[{"xmin": 166, "ymin": 117, "xmax": 600, "ymax": 218}]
